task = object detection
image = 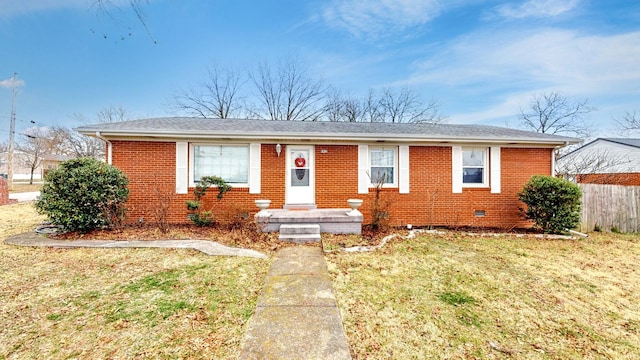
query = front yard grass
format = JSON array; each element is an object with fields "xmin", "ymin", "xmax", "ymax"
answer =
[
  {"xmin": 4, "ymin": 202, "xmax": 640, "ymax": 359},
  {"xmin": 0, "ymin": 203, "xmax": 270, "ymax": 359},
  {"xmin": 325, "ymin": 232, "xmax": 640, "ymax": 359}
]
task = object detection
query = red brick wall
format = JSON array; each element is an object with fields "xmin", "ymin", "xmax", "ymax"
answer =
[
  {"xmin": 111, "ymin": 141, "xmax": 553, "ymax": 229},
  {"xmin": 0, "ymin": 178, "xmax": 15, "ymax": 205},
  {"xmin": 577, "ymin": 173, "xmax": 640, "ymax": 186}
]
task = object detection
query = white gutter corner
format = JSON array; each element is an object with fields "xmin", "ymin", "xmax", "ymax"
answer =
[{"xmin": 96, "ymin": 131, "xmax": 112, "ymax": 164}]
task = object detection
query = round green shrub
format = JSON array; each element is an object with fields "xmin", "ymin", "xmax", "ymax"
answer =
[
  {"xmin": 518, "ymin": 175, "xmax": 582, "ymax": 234},
  {"xmin": 35, "ymin": 157, "xmax": 130, "ymax": 233}
]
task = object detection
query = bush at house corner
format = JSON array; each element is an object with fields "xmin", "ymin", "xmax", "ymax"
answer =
[
  {"xmin": 519, "ymin": 175, "xmax": 582, "ymax": 234},
  {"xmin": 35, "ymin": 157, "xmax": 129, "ymax": 233}
]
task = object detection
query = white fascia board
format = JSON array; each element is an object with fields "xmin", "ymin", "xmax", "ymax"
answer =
[{"xmin": 78, "ymin": 130, "xmax": 576, "ymax": 147}]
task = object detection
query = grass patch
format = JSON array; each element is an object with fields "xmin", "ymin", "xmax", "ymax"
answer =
[
  {"xmin": 326, "ymin": 232, "xmax": 640, "ymax": 359},
  {"xmin": 0, "ymin": 203, "xmax": 270, "ymax": 359},
  {"xmin": 439, "ymin": 291, "xmax": 476, "ymax": 306}
]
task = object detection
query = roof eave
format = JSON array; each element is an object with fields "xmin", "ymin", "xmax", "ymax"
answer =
[{"xmin": 77, "ymin": 128, "xmax": 578, "ymax": 146}]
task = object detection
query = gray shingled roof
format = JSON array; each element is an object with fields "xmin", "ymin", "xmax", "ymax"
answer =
[
  {"xmin": 602, "ymin": 138, "xmax": 640, "ymax": 148},
  {"xmin": 75, "ymin": 117, "xmax": 580, "ymax": 145}
]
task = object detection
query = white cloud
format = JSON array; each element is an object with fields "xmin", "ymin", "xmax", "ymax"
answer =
[
  {"xmin": 408, "ymin": 29, "xmax": 640, "ymax": 94},
  {"xmin": 494, "ymin": 0, "xmax": 581, "ymax": 19},
  {"xmin": 322, "ymin": 0, "xmax": 443, "ymax": 39},
  {"xmin": 0, "ymin": 77, "xmax": 25, "ymax": 88},
  {"xmin": 403, "ymin": 28, "xmax": 640, "ymax": 127}
]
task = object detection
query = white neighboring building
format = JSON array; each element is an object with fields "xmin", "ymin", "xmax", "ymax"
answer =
[
  {"xmin": 557, "ymin": 138, "xmax": 640, "ymax": 185},
  {"xmin": 0, "ymin": 151, "xmax": 72, "ymax": 182}
]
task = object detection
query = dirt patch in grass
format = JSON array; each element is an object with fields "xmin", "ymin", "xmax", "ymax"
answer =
[
  {"xmin": 0, "ymin": 202, "xmax": 270, "ymax": 359},
  {"xmin": 326, "ymin": 231, "xmax": 640, "ymax": 359}
]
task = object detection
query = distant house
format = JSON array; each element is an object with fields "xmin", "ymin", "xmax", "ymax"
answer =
[
  {"xmin": 0, "ymin": 151, "xmax": 72, "ymax": 182},
  {"xmin": 557, "ymin": 138, "xmax": 640, "ymax": 186},
  {"xmin": 76, "ymin": 118, "xmax": 578, "ymax": 230}
]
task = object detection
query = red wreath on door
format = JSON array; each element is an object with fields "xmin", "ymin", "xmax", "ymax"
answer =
[{"xmin": 295, "ymin": 156, "xmax": 306, "ymax": 168}]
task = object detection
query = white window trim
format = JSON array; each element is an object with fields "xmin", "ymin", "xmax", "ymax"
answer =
[
  {"xmin": 453, "ymin": 146, "xmax": 501, "ymax": 193},
  {"xmin": 369, "ymin": 146, "xmax": 399, "ymax": 188},
  {"xmin": 462, "ymin": 147, "xmax": 489, "ymax": 188},
  {"xmin": 358, "ymin": 145, "xmax": 369, "ymax": 194},
  {"xmin": 176, "ymin": 142, "xmax": 188, "ymax": 194},
  {"xmin": 398, "ymin": 145, "xmax": 410, "ymax": 194},
  {"xmin": 188, "ymin": 143, "xmax": 251, "ymax": 188},
  {"xmin": 490, "ymin": 146, "xmax": 501, "ymax": 194}
]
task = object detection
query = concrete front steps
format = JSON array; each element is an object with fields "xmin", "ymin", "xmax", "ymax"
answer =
[
  {"xmin": 278, "ymin": 224, "xmax": 321, "ymax": 243},
  {"xmin": 258, "ymin": 209, "xmax": 363, "ymax": 239}
]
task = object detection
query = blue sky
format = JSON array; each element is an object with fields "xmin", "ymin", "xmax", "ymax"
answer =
[{"xmin": 1, "ymin": 0, "xmax": 639, "ymax": 142}]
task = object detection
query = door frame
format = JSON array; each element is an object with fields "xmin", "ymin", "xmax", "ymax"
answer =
[{"xmin": 285, "ymin": 145, "xmax": 315, "ymax": 205}]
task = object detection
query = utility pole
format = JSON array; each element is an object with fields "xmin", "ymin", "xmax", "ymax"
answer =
[{"xmin": 7, "ymin": 73, "xmax": 17, "ymax": 191}]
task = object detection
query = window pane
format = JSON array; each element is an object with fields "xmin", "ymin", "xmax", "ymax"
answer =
[
  {"xmin": 194, "ymin": 145, "xmax": 248, "ymax": 183},
  {"xmin": 371, "ymin": 167, "xmax": 394, "ymax": 184},
  {"xmin": 463, "ymin": 150, "xmax": 485, "ymax": 166},
  {"xmin": 290, "ymin": 169, "xmax": 309, "ymax": 186},
  {"xmin": 463, "ymin": 168, "xmax": 483, "ymax": 184},
  {"xmin": 371, "ymin": 149, "xmax": 394, "ymax": 167}
]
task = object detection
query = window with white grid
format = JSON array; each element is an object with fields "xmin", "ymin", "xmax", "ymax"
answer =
[{"xmin": 193, "ymin": 145, "xmax": 249, "ymax": 184}]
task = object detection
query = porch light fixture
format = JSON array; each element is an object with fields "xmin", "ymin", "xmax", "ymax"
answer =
[{"xmin": 275, "ymin": 143, "xmax": 282, "ymax": 157}]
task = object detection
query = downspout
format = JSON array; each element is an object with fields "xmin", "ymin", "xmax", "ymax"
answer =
[
  {"xmin": 95, "ymin": 132, "xmax": 112, "ymax": 165},
  {"xmin": 551, "ymin": 147, "xmax": 557, "ymax": 177}
]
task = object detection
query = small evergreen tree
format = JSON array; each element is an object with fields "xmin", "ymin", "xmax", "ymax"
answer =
[
  {"xmin": 35, "ymin": 157, "xmax": 129, "ymax": 233},
  {"xmin": 186, "ymin": 175, "xmax": 231, "ymax": 227},
  {"xmin": 518, "ymin": 175, "xmax": 582, "ymax": 234}
]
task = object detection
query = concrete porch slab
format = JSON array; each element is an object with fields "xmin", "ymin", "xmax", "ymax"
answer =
[{"xmin": 258, "ymin": 208, "xmax": 362, "ymax": 234}]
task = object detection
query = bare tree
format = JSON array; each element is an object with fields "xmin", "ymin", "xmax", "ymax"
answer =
[
  {"xmin": 615, "ymin": 110, "xmax": 640, "ymax": 133},
  {"xmin": 96, "ymin": 105, "xmax": 128, "ymax": 123},
  {"xmin": 58, "ymin": 106, "xmax": 130, "ymax": 159},
  {"xmin": 362, "ymin": 89, "xmax": 384, "ymax": 123},
  {"xmin": 378, "ymin": 87, "xmax": 445, "ymax": 124},
  {"xmin": 322, "ymin": 89, "xmax": 364, "ymax": 122},
  {"xmin": 250, "ymin": 60, "xmax": 325, "ymax": 121},
  {"xmin": 323, "ymin": 88, "xmax": 344, "ymax": 122},
  {"xmin": 17, "ymin": 127, "xmax": 60, "ymax": 184},
  {"xmin": 172, "ymin": 65, "xmax": 244, "ymax": 118},
  {"xmin": 519, "ymin": 92, "xmax": 595, "ymax": 137}
]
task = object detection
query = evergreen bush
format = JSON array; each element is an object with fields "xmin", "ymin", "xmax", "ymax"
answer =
[
  {"xmin": 518, "ymin": 175, "xmax": 582, "ymax": 234},
  {"xmin": 35, "ymin": 157, "xmax": 129, "ymax": 233}
]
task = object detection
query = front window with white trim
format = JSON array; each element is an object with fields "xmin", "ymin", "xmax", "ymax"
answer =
[
  {"xmin": 370, "ymin": 147, "xmax": 397, "ymax": 186},
  {"xmin": 192, "ymin": 144, "xmax": 249, "ymax": 184},
  {"xmin": 462, "ymin": 148, "xmax": 488, "ymax": 186}
]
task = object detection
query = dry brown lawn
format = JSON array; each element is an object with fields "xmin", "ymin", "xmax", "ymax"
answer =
[
  {"xmin": 7, "ymin": 183, "xmax": 42, "ymax": 193},
  {"xmin": 325, "ymin": 232, "xmax": 640, "ymax": 359},
  {"xmin": 0, "ymin": 203, "xmax": 270, "ymax": 359},
  {"xmin": 3, "ymin": 202, "xmax": 640, "ymax": 359}
]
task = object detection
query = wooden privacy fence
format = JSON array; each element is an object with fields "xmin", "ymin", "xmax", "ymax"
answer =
[{"xmin": 579, "ymin": 183, "xmax": 640, "ymax": 233}]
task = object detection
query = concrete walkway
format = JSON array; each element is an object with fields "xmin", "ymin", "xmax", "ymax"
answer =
[
  {"xmin": 240, "ymin": 246, "xmax": 352, "ymax": 359},
  {"xmin": 9, "ymin": 191, "xmax": 40, "ymax": 202},
  {"xmin": 4, "ymin": 232, "xmax": 267, "ymax": 259}
]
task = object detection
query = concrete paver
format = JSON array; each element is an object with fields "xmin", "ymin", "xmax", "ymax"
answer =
[{"xmin": 240, "ymin": 246, "xmax": 352, "ymax": 359}]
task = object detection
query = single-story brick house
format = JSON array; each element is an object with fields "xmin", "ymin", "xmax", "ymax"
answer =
[{"xmin": 76, "ymin": 118, "xmax": 578, "ymax": 230}]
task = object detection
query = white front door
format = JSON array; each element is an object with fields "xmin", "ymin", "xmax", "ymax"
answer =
[{"xmin": 285, "ymin": 145, "xmax": 315, "ymax": 205}]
